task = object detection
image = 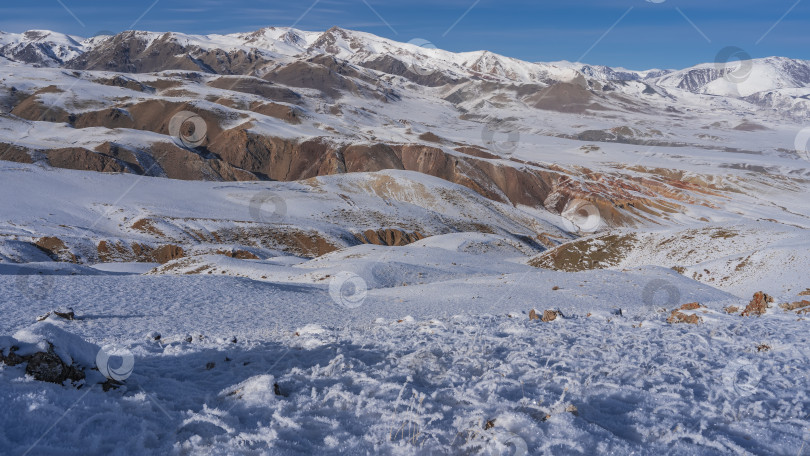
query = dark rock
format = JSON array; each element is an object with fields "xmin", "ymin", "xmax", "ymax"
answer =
[{"xmin": 25, "ymin": 350, "xmax": 84, "ymax": 384}]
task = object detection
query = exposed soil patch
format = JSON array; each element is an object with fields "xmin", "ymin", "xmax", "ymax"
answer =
[
  {"xmin": 211, "ymin": 227, "xmax": 341, "ymax": 258},
  {"xmin": 34, "ymin": 236, "xmax": 77, "ymax": 263},
  {"xmin": 528, "ymin": 233, "xmax": 637, "ymax": 272},
  {"xmin": 131, "ymin": 219, "xmax": 165, "ymax": 237},
  {"xmin": 0, "ymin": 142, "xmax": 34, "ymax": 164},
  {"xmin": 780, "ymin": 300, "xmax": 810, "ymax": 312},
  {"xmin": 524, "ymin": 82, "xmax": 604, "ymax": 113},
  {"xmin": 733, "ymin": 121, "xmax": 769, "ymax": 132},
  {"xmin": 131, "ymin": 243, "xmax": 185, "ymax": 264},
  {"xmin": 215, "ymin": 249, "xmax": 260, "ymax": 260},
  {"xmin": 46, "ymin": 147, "xmax": 130, "ymax": 174},
  {"xmin": 418, "ymin": 132, "xmax": 443, "ymax": 143},
  {"xmin": 93, "ymin": 75, "xmax": 154, "ymax": 93},
  {"xmin": 208, "ymin": 77, "xmax": 302, "ymax": 104},
  {"xmin": 354, "ymin": 229, "xmax": 425, "ymax": 247},
  {"xmin": 454, "ymin": 146, "xmax": 499, "ymax": 160},
  {"xmin": 249, "ymin": 102, "xmax": 302, "ymax": 124},
  {"xmin": 97, "ymin": 240, "xmax": 184, "ymax": 264},
  {"xmin": 667, "ymin": 302, "xmax": 705, "ymax": 324}
]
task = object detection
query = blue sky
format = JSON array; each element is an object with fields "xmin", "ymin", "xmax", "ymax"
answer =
[{"xmin": 1, "ymin": 0, "xmax": 807, "ymax": 70}]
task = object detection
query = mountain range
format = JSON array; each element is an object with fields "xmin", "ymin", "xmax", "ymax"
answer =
[{"xmin": 1, "ymin": 25, "xmax": 810, "ymax": 293}]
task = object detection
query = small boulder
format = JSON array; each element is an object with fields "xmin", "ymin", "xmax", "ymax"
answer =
[
  {"xmin": 541, "ymin": 310, "xmax": 560, "ymax": 322},
  {"xmin": 26, "ymin": 349, "xmax": 85, "ymax": 383},
  {"xmin": 1, "ymin": 321, "xmax": 105, "ymax": 386}
]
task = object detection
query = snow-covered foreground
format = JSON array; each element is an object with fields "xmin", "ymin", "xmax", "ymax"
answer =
[
  {"xmin": 1, "ymin": 163, "xmax": 810, "ymax": 454},
  {"xmin": 1, "ymin": 258, "xmax": 809, "ymax": 455}
]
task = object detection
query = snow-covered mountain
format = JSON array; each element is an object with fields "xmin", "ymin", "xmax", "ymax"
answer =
[
  {"xmin": 3, "ymin": 26, "xmax": 809, "ymax": 98},
  {"xmin": 654, "ymin": 56, "xmax": 810, "ymax": 97},
  {"xmin": 0, "ymin": 30, "xmax": 85, "ymax": 66}
]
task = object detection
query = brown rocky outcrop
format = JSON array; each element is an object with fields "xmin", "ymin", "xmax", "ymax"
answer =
[
  {"xmin": 207, "ymin": 130, "xmax": 340, "ymax": 180},
  {"xmin": 741, "ymin": 291, "xmax": 773, "ymax": 316},
  {"xmin": 67, "ymin": 31, "xmax": 273, "ymax": 74},
  {"xmin": 666, "ymin": 303, "xmax": 705, "ymax": 325},
  {"xmin": 343, "ymin": 144, "xmax": 404, "ymax": 173},
  {"xmin": 249, "ymin": 102, "xmax": 302, "ymax": 124},
  {"xmin": 780, "ymin": 300, "xmax": 810, "ymax": 312},
  {"xmin": 131, "ymin": 243, "xmax": 185, "ymax": 264},
  {"xmin": 541, "ymin": 310, "xmax": 560, "ymax": 322},
  {"xmin": 0, "ymin": 143, "xmax": 33, "ymax": 163},
  {"xmin": 0, "ymin": 341, "xmax": 85, "ymax": 385},
  {"xmin": 10, "ymin": 93, "xmax": 72, "ymax": 123},
  {"xmin": 97, "ymin": 241, "xmax": 185, "ymax": 264},
  {"xmin": 208, "ymin": 77, "xmax": 301, "ymax": 103},
  {"xmin": 46, "ymin": 147, "xmax": 130, "ymax": 173},
  {"xmin": 216, "ymin": 249, "xmax": 260, "ymax": 260},
  {"xmin": 354, "ymin": 229, "xmax": 425, "ymax": 246},
  {"xmin": 34, "ymin": 236, "xmax": 77, "ymax": 263}
]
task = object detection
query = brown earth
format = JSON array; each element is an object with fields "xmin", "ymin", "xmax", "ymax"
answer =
[
  {"xmin": 354, "ymin": 229, "xmax": 425, "ymax": 246},
  {"xmin": 780, "ymin": 300, "xmax": 810, "ymax": 312},
  {"xmin": 46, "ymin": 147, "xmax": 130, "ymax": 174},
  {"xmin": 97, "ymin": 240, "xmax": 184, "ymax": 264},
  {"xmin": 524, "ymin": 82, "xmax": 606, "ymax": 113},
  {"xmin": 215, "ymin": 249, "xmax": 260, "ymax": 260},
  {"xmin": 667, "ymin": 311, "xmax": 702, "ymax": 325},
  {"xmin": 67, "ymin": 31, "xmax": 273, "ymax": 74},
  {"xmin": 93, "ymin": 76, "xmax": 154, "ymax": 93},
  {"xmin": 667, "ymin": 302, "xmax": 704, "ymax": 324},
  {"xmin": 0, "ymin": 143, "xmax": 33, "ymax": 163},
  {"xmin": 34, "ymin": 237, "xmax": 77, "ymax": 263},
  {"xmin": 528, "ymin": 233, "xmax": 637, "ymax": 272},
  {"xmin": 249, "ymin": 102, "xmax": 302, "ymax": 124},
  {"xmin": 418, "ymin": 132, "xmax": 443, "ymax": 143},
  {"xmin": 264, "ymin": 59, "xmax": 361, "ymax": 99},
  {"xmin": 131, "ymin": 219, "xmax": 165, "ymax": 237},
  {"xmin": 208, "ymin": 77, "xmax": 301, "ymax": 104}
]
